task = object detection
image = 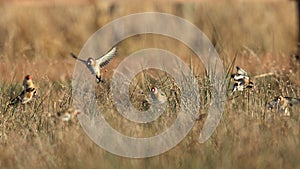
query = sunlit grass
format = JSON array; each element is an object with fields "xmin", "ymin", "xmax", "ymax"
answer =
[
  {"xmin": 0, "ymin": 1, "xmax": 300, "ymax": 169},
  {"xmin": 0, "ymin": 63, "xmax": 299, "ymax": 169}
]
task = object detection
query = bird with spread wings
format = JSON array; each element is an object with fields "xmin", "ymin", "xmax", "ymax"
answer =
[{"xmin": 70, "ymin": 47, "xmax": 117, "ymax": 83}]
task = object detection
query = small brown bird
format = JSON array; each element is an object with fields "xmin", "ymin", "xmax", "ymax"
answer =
[
  {"xmin": 231, "ymin": 66, "xmax": 254, "ymax": 94},
  {"xmin": 56, "ymin": 107, "xmax": 81, "ymax": 122},
  {"xmin": 8, "ymin": 87, "xmax": 37, "ymax": 106},
  {"xmin": 70, "ymin": 47, "xmax": 117, "ymax": 83},
  {"xmin": 149, "ymin": 86, "xmax": 167, "ymax": 104},
  {"xmin": 267, "ymin": 96, "xmax": 300, "ymax": 116}
]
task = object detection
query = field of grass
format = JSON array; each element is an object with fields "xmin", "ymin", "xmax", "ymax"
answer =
[{"xmin": 0, "ymin": 1, "xmax": 300, "ymax": 169}]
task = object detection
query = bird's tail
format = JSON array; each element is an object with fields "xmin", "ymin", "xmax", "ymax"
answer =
[{"xmin": 8, "ymin": 96, "xmax": 21, "ymax": 106}]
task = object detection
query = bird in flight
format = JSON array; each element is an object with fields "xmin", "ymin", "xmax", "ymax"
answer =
[
  {"xmin": 231, "ymin": 66, "xmax": 249, "ymax": 81},
  {"xmin": 70, "ymin": 47, "xmax": 117, "ymax": 83},
  {"xmin": 231, "ymin": 66, "xmax": 254, "ymax": 94},
  {"xmin": 267, "ymin": 96, "xmax": 300, "ymax": 116}
]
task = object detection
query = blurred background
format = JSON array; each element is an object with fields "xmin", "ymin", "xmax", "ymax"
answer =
[
  {"xmin": 0, "ymin": 1, "xmax": 300, "ymax": 169},
  {"xmin": 0, "ymin": 0, "xmax": 299, "ymax": 83}
]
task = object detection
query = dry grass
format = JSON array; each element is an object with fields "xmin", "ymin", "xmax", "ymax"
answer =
[{"xmin": 0, "ymin": 1, "xmax": 300, "ymax": 169}]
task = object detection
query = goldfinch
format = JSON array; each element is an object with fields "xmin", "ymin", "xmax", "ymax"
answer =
[
  {"xmin": 267, "ymin": 96, "xmax": 300, "ymax": 116},
  {"xmin": 149, "ymin": 86, "xmax": 167, "ymax": 104},
  {"xmin": 8, "ymin": 75, "xmax": 38, "ymax": 106},
  {"xmin": 8, "ymin": 87, "xmax": 37, "ymax": 106},
  {"xmin": 70, "ymin": 47, "xmax": 117, "ymax": 83}
]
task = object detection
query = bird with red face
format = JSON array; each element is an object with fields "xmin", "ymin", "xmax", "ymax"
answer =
[
  {"xmin": 22, "ymin": 75, "xmax": 35, "ymax": 90},
  {"xmin": 8, "ymin": 75, "xmax": 38, "ymax": 106}
]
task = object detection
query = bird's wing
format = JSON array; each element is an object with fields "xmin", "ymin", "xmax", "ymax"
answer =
[
  {"xmin": 8, "ymin": 96, "xmax": 21, "ymax": 106},
  {"xmin": 71, "ymin": 52, "xmax": 97, "ymax": 74},
  {"xmin": 22, "ymin": 88, "xmax": 36, "ymax": 103},
  {"xmin": 232, "ymin": 74, "xmax": 249, "ymax": 81},
  {"xmin": 8, "ymin": 90, "xmax": 26, "ymax": 106},
  {"xmin": 70, "ymin": 52, "xmax": 88, "ymax": 64},
  {"xmin": 236, "ymin": 66, "xmax": 248, "ymax": 76},
  {"xmin": 150, "ymin": 92, "xmax": 157, "ymax": 101},
  {"xmin": 22, "ymin": 79, "xmax": 27, "ymax": 89},
  {"xmin": 96, "ymin": 47, "xmax": 117, "ymax": 68},
  {"xmin": 231, "ymin": 83, "xmax": 238, "ymax": 93}
]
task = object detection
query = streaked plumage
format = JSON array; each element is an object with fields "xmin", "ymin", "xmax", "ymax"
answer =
[
  {"xmin": 267, "ymin": 96, "xmax": 300, "ymax": 116},
  {"xmin": 70, "ymin": 47, "xmax": 117, "ymax": 83}
]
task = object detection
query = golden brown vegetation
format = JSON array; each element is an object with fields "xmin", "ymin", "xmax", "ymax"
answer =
[{"xmin": 0, "ymin": 1, "xmax": 300, "ymax": 169}]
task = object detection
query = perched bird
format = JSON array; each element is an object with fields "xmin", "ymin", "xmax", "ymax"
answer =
[
  {"xmin": 56, "ymin": 107, "xmax": 81, "ymax": 122},
  {"xmin": 149, "ymin": 86, "xmax": 167, "ymax": 104},
  {"xmin": 70, "ymin": 47, "xmax": 117, "ymax": 83},
  {"xmin": 231, "ymin": 66, "xmax": 254, "ymax": 94},
  {"xmin": 8, "ymin": 87, "xmax": 37, "ymax": 106},
  {"xmin": 267, "ymin": 96, "xmax": 300, "ymax": 116},
  {"xmin": 8, "ymin": 75, "xmax": 38, "ymax": 106}
]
